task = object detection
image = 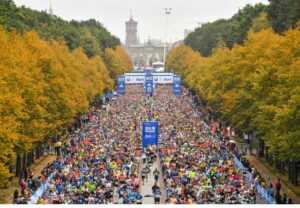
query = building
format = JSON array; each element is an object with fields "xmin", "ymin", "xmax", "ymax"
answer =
[
  {"xmin": 126, "ymin": 40, "xmax": 171, "ymax": 68},
  {"xmin": 125, "ymin": 15, "xmax": 171, "ymax": 68},
  {"xmin": 48, "ymin": 3, "xmax": 54, "ymax": 16},
  {"xmin": 125, "ymin": 15, "xmax": 139, "ymax": 47}
]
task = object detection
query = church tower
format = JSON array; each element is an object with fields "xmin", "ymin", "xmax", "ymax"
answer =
[
  {"xmin": 48, "ymin": 2, "xmax": 54, "ymax": 16},
  {"xmin": 125, "ymin": 13, "xmax": 138, "ymax": 47}
]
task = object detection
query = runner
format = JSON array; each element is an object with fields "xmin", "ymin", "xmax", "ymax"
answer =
[{"xmin": 22, "ymin": 83, "xmax": 286, "ymax": 204}]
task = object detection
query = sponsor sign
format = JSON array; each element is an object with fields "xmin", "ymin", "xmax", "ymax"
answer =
[
  {"xmin": 117, "ymin": 76, "xmax": 125, "ymax": 94},
  {"xmin": 142, "ymin": 121, "xmax": 159, "ymax": 152},
  {"xmin": 145, "ymin": 75, "xmax": 153, "ymax": 94},
  {"xmin": 173, "ymin": 76, "xmax": 181, "ymax": 96}
]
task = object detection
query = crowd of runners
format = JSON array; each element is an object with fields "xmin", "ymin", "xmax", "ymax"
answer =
[
  {"xmin": 151, "ymin": 85, "xmax": 256, "ymax": 204},
  {"xmin": 13, "ymin": 84, "xmax": 293, "ymax": 204}
]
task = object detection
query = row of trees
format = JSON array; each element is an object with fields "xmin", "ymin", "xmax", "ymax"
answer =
[
  {"xmin": 185, "ymin": 0, "xmax": 300, "ymax": 57},
  {"xmin": 0, "ymin": 27, "xmax": 131, "ymax": 187},
  {"xmin": 166, "ymin": 25, "xmax": 300, "ymax": 183},
  {"xmin": 0, "ymin": 0, "xmax": 120, "ymax": 58},
  {"xmin": 0, "ymin": 0, "xmax": 133, "ymax": 187}
]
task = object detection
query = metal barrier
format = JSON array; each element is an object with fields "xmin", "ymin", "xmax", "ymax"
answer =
[
  {"xmin": 28, "ymin": 171, "xmax": 56, "ymax": 204},
  {"xmin": 233, "ymin": 154, "xmax": 276, "ymax": 204}
]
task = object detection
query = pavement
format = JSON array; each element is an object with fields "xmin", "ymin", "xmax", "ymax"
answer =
[
  {"xmin": 141, "ymin": 158, "xmax": 166, "ymax": 204},
  {"xmin": 0, "ymin": 154, "xmax": 56, "ymax": 204},
  {"xmin": 247, "ymin": 155, "xmax": 300, "ymax": 204}
]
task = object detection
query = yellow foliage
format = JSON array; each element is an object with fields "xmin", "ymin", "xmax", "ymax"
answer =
[
  {"xmin": 0, "ymin": 26, "xmax": 120, "ymax": 186},
  {"xmin": 104, "ymin": 46, "xmax": 132, "ymax": 80},
  {"xmin": 167, "ymin": 27, "xmax": 300, "ymax": 160}
]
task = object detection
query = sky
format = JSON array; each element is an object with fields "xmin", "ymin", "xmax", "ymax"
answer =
[{"xmin": 13, "ymin": 0, "xmax": 269, "ymax": 43}]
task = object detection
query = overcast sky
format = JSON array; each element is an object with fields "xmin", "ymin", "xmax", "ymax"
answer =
[{"xmin": 13, "ymin": 0, "xmax": 269, "ymax": 43}]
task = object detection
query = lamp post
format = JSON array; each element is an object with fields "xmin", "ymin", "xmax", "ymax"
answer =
[{"xmin": 163, "ymin": 8, "xmax": 171, "ymax": 71}]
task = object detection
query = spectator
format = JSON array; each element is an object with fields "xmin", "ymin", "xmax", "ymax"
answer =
[{"xmin": 282, "ymin": 193, "xmax": 287, "ymax": 204}]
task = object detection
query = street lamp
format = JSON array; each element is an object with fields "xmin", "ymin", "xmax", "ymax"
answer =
[{"xmin": 163, "ymin": 8, "xmax": 171, "ymax": 71}]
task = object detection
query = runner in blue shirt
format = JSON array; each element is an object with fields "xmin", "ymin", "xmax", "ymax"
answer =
[
  {"xmin": 154, "ymin": 189, "xmax": 161, "ymax": 204},
  {"xmin": 136, "ymin": 193, "xmax": 143, "ymax": 204}
]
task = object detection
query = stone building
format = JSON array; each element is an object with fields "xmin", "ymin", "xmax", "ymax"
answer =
[
  {"xmin": 124, "ymin": 15, "xmax": 171, "ymax": 68},
  {"xmin": 125, "ymin": 15, "xmax": 139, "ymax": 47}
]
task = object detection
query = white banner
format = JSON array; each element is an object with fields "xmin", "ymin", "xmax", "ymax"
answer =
[
  {"xmin": 153, "ymin": 76, "xmax": 173, "ymax": 83},
  {"xmin": 125, "ymin": 74, "xmax": 174, "ymax": 84},
  {"xmin": 125, "ymin": 76, "xmax": 145, "ymax": 83}
]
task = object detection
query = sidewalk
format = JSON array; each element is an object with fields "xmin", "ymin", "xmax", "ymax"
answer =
[
  {"xmin": 0, "ymin": 154, "xmax": 56, "ymax": 204},
  {"xmin": 141, "ymin": 159, "xmax": 166, "ymax": 204},
  {"xmin": 247, "ymin": 155, "xmax": 300, "ymax": 204}
]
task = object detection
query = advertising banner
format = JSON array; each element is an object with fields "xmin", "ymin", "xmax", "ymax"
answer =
[
  {"xmin": 173, "ymin": 76, "xmax": 181, "ymax": 96},
  {"xmin": 117, "ymin": 76, "xmax": 125, "ymax": 94},
  {"xmin": 125, "ymin": 76, "xmax": 145, "ymax": 83},
  {"xmin": 145, "ymin": 75, "xmax": 153, "ymax": 94},
  {"xmin": 153, "ymin": 75, "xmax": 173, "ymax": 84},
  {"xmin": 142, "ymin": 121, "xmax": 159, "ymax": 152},
  {"xmin": 124, "ymin": 73, "xmax": 174, "ymax": 84}
]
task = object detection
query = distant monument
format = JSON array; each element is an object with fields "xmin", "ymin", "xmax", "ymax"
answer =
[
  {"xmin": 48, "ymin": 2, "xmax": 54, "ymax": 16},
  {"xmin": 125, "ymin": 13, "xmax": 139, "ymax": 47},
  {"xmin": 124, "ymin": 14, "xmax": 171, "ymax": 68}
]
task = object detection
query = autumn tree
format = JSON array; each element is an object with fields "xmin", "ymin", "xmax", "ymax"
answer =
[
  {"xmin": 167, "ymin": 25, "xmax": 300, "ymax": 174},
  {"xmin": 103, "ymin": 46, "xmax": 133, "ymax": 80},
  {"xmin": 0, "ymin": 27, "xmax": 117, "ymax": 187}
]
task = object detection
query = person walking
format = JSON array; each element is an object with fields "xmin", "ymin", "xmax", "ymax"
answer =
[
  {"xmin": 54, "ymin": 140, "xmax": 62, "ymax": 156},
  {"xmin": 275, "ymin": 178, "xmax": 282, "ymax": 193},
  {"xmin": 153, "ymin": 168, "xmax": 160, "ymax": 183},
  {"xmin": 153, "ymin": 187, "xmax": 161, "ymax": 204},
  {"xmin": 142, "ymin": 168, "xmax": 147, "ymax": 185}
]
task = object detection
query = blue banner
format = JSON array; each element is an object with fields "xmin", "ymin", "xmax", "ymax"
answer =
[
  {"xmin": 145, "ymin": 74, "xmax": 153, "ymax": 94},
  {"xmin": 117, "ymin": 76, "xmax": 125, "ymax": 94},
  {"xmin": 142, "ymin": 121, "xmax": 159, "ymax": 151},
  {"xmin": 173, "ymin": 76, "xmax": 181, "ymax": 96}
]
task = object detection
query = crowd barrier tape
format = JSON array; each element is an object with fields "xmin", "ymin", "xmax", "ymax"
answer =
[
  {"xmin": 29, "ymin": 171, "xmax": 56, "ymax": 204},
  {"xmin": 232, "ymin": 154, "xmax": 276, "ymax": 204}
]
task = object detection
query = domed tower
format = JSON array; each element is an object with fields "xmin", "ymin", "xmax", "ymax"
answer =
[{"xmin": 125, "ymin": 13, "xmax": 138, "ymax": 47}]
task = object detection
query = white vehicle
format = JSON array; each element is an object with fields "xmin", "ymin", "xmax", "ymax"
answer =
[{"xmin": 152, "ymin": 61, "xmax": 164, "ymax": 72}]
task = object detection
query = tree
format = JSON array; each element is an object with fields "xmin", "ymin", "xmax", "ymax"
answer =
[
  {"xmin": 167, "ymin": 25, "xmax": 300, "ymax": 162},
  {"xmin": 104, "ymin": 46, "xmax": 133, "ymax": 80},
  {"xmin": 185, "ymin": 3, "xmax": 266, "ymax": 56},
  {"xmin": 250, "ymin": 12, "xmax": 271, "ymax": 32},
  {"xmin": 0, "ymin": 27, "xmax": 120, "ymax": 187},
  {"xmin": 0, "ymin": 0, "xmax": 121, "ymax": 58},
  {"xmin": 267, "ymin": 0, "xmax": 300, "ymax": 34}
]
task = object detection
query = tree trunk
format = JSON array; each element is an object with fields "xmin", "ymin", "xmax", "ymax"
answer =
[
  {"xmin": 291, "ymin": 160, "xmax": 295, "ymax": 184},
  {"xmin": 294, "ymin": 161, "xmax": 298, "ymax": 186},
  {"xmin": 32, "ymin": 150, "xmax": 35, "ymax": 163},
  {"xmin": 40, "ymin": 144, "xmax": 43, "ymax": 157},
  {"xmin": 281, "ymin": 161, "xmax": 285, "ymax": 175},
  {"xmin": 35, "ymin": 146, "xmax": 40, "ymax": 159},
  {"xmin": 258, "ymin": 139, "xmax": 265, "ymax": 157},
  {"xmin": 265, "ymin": 146, "xmax": 269, "ymax": 160},
  {"xmin": 269, "ymin": 154, "xmax": 274, "ymax": 166},
  {"xmin": 26, "ymin": 152, "xmax": 31, "ymax": 167},
  {"xmin": 275, "ymin": 159, "xmax": 280, "ymax": 171},
  {"xmin": 262, "ymin": 140, "xmax": 265, "ymax": 157},
  {"xmin": 288, "ymin": 159, "xmax": 292, "ymax": 181},
  {"xmin": 21, "ymin": 153, "xmax": 26, "ymax": 178},
  {"xmin": 15, "ymin": 155, "xmax": 22, "ymax": 177}
]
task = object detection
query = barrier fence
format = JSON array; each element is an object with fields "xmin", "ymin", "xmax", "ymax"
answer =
[
  {"xmin": 233, "ymin": 154, "xmax": 276, "ymax": 204},
  {"xmin": 29, "ymin": 171, "xmax": 56, "ymax": 204}
]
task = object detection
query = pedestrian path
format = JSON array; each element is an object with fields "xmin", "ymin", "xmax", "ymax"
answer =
[
  {"xmin": 0, "ymin": 154, "xmax": 56, "ymax": 204},
  {"xmin": 247, "ymin": 155, "xmax": 300, "ymax": 204},
  {"xmin": 141, "ymin": 158, "xmax": 166, "ymax": 204}
]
